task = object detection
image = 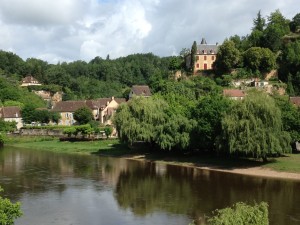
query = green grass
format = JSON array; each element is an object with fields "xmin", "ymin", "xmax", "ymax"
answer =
[
  {"xmin": 262, "ymin": 154, "xmax": 300, "ymax": 173},
  {"xmin": 6, "ymin": 136, "xmax": 130, "ymax": 155}
]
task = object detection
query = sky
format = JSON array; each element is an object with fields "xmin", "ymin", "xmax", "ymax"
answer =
[{"xmin": 0, "ymin": 0, "xmax": 298, "ymax": 63}]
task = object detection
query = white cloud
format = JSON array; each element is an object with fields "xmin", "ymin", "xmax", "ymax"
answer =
[{"xmin": 0, "ymin": 0, "xmax": 298, "ymax": 63}]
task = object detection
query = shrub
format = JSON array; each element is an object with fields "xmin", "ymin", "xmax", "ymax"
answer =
[
  {"xmin": 207, "ymin": 202, "xmax": 269, "ymax": 225},
  {"xmin": 0, "ymin": 186, "xmax": 22, "ymax": 224}
]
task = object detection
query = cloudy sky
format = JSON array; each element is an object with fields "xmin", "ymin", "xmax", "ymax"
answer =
[{"xmin": 0, "ymin": 0, "xmax": 298, "ymax": 63}]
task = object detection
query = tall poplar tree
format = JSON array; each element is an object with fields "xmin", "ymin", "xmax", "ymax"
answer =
[{"xmin": 190, "ymin": 41, "xmax": 197, "ymax": 73}]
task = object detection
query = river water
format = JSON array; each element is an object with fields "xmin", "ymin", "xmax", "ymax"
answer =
[{"xmin": 0, "ymin": 146, "xmax": 300, "ymax": 225}]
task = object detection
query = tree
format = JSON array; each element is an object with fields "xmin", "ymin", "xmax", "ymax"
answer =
[
  {"xmin": 0, "ymin": 186, "xmax": 22, "ymax": 225},
  {"xmin": 50, "ymin": 112, "xmax": 61, "ymax": 124},
  {"xmin": 190, "ymin": 41, "xmax": 197, "ymax": 73},
  {"xmin": 73, "ymin": 107, "xmax": 93, "ymax": 125},
  {"xmin": 113, "ymin": 97, "xmax": 167, "ymax": 146},
  {"xmin": 262, "ymin": 10, "xmax": 290, "ymax": 52},
  {"xmin": 213, "ymin": 40, "xmax": 240, "ymax": 74},
  {"xmin": 21, "ymin": 104, "xmax": 36, "ymax": 124},
  {"xmin": 273, "ymin": 95, "xmax": 300, "ymax": 142},
  {"xmin": 290, "ymin": 13, "xmax": 300, "ymax": 32},
  {"xmin": 104, "ymin": 126, "xmax": 113, "ymax": 139},
  {"xmin": 220, "ymin": 91, "xmax": 291, "ymax": 161},
  {"xmin": 191, "ymin": 94, "xmax": 231, "ymax": 151},
  {"xmin": 207, "ymin": 202, "xmax": 269, "ymax": 225},
  {"xmin": 253, "ymin": 10, "xmax": 266, "ymax": 32},
  {"xmin": 243, "ymin": 47, "xmax": 276, "ymax": 73}
]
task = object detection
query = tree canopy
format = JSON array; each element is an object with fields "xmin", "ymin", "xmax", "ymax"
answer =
[
  {"xmin": 220, "ymin": 91, "xmax": 291, "ymax": 161},
  {"xmin": 73, "ymin": 107, "xmax": 94, "ymax": 125}
]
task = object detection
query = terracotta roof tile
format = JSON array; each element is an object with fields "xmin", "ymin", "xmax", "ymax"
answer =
[
  {"xmin": 51, "ymin": 101, "xmax": 89, "ymax": 112},
  {"xmin": 131, "ymin": 85, "xmax": 152, "ymax": 96},
  {"xmin": 290, "ymin": 97, "xmax": 300, "ymax": 107},
  {"xmin": 223, "ymin": 89, "xmax": 245, "ymax": 98},
  {"xmin": 0, "ymin": 106, "xmax": 21, "ymax": 118}
]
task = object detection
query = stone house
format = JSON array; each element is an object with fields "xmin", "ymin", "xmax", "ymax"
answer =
[
  {"xmin": 51, "ymin": 97, "xmax": 126, "ymax": 126},
  {"xmin": 0, "ymin": 106, "xmax": 23, "ymax": 129},
  {"xmin": 186, "ymin": 38, "xmax": 218, "ymax": 73},
  {"xmin": 20, "ymin": 76, "xmax": 42, "ymax": 87},
  {"xmin": 129, "ymin": 85, "xmax": 152, "ymax": 99}
]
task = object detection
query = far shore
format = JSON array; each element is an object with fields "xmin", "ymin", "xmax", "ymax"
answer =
[
  {"xmin": 121, "ymin": 154, "xmax": 300, "ymax": 181},
  {"xmin": 5, "ymin": 136, "xmax": 300, "ymax": 181}
]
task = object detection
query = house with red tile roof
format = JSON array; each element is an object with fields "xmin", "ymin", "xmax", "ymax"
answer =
[
  {"xmin": 0, "ymin": 106, "xmax": 23, "ymax": 129},
  {"xmin": 290, "ymin": 97, "xmax": 300, "ymax": 107},
  {"xmin": 223, "ymin": 89, "xmax": 245, "ymax": 100}
]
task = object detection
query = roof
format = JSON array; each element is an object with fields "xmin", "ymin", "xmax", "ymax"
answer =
[
  {"xmin": 290, "ymin": 97, "xmax": 300, "ymax": 107},
  {"xmin": 131, "ymin": 85, "xmax": 152, "ymax": 96},
  {"xmin": 0, "ymin": 106, "xmax": 21, "ymax": 118},
  {"xmin": 197, "ymin": 38, "xmax": 218, "ymax": 55},
  {"xmin": 51, "ymin": 97, "xmax": 126, "ymax": 112},
  {"xmin": 51, "ymin": 101, "xmax": 90, "ymax": 112},
  {"xmin": 21, "ymin": 76, "xmax": 41, "ymax": 84},
  {"xmin": 223, "ymin": 89, "xmax": 245, "ymax": 98},
  {"xmin": 114, "ymin": 98, "xmax": 126, "ymax": 104}
]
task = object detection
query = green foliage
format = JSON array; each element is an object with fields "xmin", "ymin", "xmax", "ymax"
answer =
[
  {"xmin": 220, "ymin": 91, "xmax": 291, "ymax": 161},
  {"xmin": 262, "ymin": 10, "xmax": 290, "ymax": 52},
  {"xmin": 63, "ymin": 127, "xmax": 77, "ymax": 137},
  {"xmin": 0, "ymin": 187, "xmax": 22, "ymax": 225},
  {"xmin": 0, "ymin": 133, "xmax": 6, "ymax": 146},
  {"xmin": 191, "ymin": 94, "xmax": 231, "ymax": 151},
  {"xmin": 243, "ymin": 47, "xmax": 276, "ymax": 73},
  {"xmin": 273, "ymin": 95, "xmax": 300, "ymax": 141},
  {"xmin": 214, "ymin": 40, "xmax": 241, "ymax": 74},
  {"xmin": 207, "ymin": 202, "xmax": 269, "ymax": 225},
  {"xmin": 0, "ymin": 119, "xmax": 16, "ymax": 132},
  {"xmin": 113, "ymin": 96, "xmax": 195, "ymax": 150},
  {"xmin": 21, "ymin": 105, "xmax": 36, "ymax": 124},
  {"xmin": 73, "ymin": 107, "xmax": 93, "ymax": 125},
  {"xmin": 3, "ymin": 100, "xmax": 24, "ymax": 108},
  {"xmin": 290, "ymin": 13, "xmax": 300, "ymax": 32},
  {"xmin": 104, "ymin": 126, "xmax": 113, "ymax": 139},
  {"xmin": 191, "ymin": 41, "xmax": 197, "ymax": 72}
]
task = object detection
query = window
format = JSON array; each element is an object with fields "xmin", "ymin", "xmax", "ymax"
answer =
[
  {"xmin": 204, "ymin": 56, "xmax": 207, "ymax": 60},
  {"xmin": 196, "ymin": 64, "xmax": 199, "ymax": 68},
  {"xmin": 212, "ymin": 56, "xmax": 215, "ymax": 60},
  {"xmin": 196, "ymin": 56, "xmax": 199, "ymax": 60},
  {"xmin": 204, "ymin": 64, "xmax": 207, "ymax": 70}
]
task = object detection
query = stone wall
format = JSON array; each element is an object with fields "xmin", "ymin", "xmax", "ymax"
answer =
[{"xmin": 20, "ymin": 129, "xmax": 64, "ymax": 137}]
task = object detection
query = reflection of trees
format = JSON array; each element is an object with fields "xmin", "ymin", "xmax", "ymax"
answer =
[
  {"xmin": 0, "ymin": 147, "xmax": 108, "ymax": 201},
  {"xmin": 114, "ymin": 162, "xmax": 300, "ymax": 225}
]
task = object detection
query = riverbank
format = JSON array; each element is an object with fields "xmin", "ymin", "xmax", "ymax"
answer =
[{"xmin": 5, "ymin": 136, "xmax": 300, "ymax": 180}]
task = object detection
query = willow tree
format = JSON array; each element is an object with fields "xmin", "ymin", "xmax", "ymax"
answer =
[
  {"xmin": 113, "ymin": 97, "xmax": 168, "ymax": 146},
  {"xmin": 113, "ymin": 96, "xmax": 194, "ymax": 151},
  {"xmin": 220, "ymin": 91, "xmax": 291, "ymax": 161}
]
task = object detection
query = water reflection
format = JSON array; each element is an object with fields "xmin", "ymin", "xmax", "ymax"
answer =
[{"xmin": 0, "ymin": 147, "xmax": 300, "ymax": 225}]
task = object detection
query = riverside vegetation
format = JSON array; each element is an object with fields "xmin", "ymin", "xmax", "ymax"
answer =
[{"xmin": 1, "ymin": 9, "xmax": 300, "ymax": 224}]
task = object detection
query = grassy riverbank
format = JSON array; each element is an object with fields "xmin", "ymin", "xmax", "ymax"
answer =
[
  {"xmin": 5, "ymin": 136, "xmax": 129, "ymax": 155},
  {"xmin": 5, "ymin": 136, "xmax": 300, "ymax": 175}
]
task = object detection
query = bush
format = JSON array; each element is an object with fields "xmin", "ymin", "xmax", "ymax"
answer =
[
  {"xmin": 0, "ymin": 187, "xmax": 22, "ymax": 224},
  {"xmin": 207, "ymin": 202, "xmax": 269, "ymax": 225}
]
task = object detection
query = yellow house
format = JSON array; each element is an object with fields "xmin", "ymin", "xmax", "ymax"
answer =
[
  {"xmin": 51, "ymin": 97, "xmax": 126, "ymax": 126},
  {"xmin": 186, "ymin": 38, "xmax": 218, "ymax": 73}
]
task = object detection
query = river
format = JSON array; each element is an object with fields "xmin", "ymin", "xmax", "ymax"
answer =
[{"xmin": 0, "ymin": 146, "xmax": 300, "ymax": 225}]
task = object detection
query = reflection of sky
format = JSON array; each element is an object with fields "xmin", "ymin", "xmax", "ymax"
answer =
[{"xmin": 16, "ymin": 178, "xmax": 189, "ymax": 225}]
